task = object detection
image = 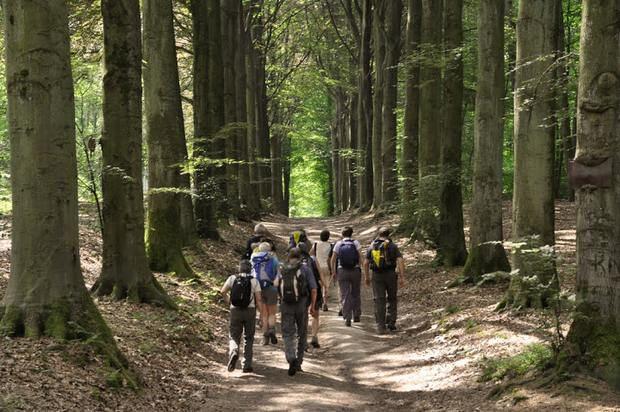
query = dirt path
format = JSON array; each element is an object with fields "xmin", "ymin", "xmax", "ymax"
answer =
[{"xmin": 208, "ymin": 216, "xmax": 419, "ymax": 411}]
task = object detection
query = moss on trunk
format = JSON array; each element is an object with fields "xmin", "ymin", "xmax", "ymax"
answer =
[
  {"xmin": 92, "ymin": 273, "xmax": 176, "ymax": 309},
  {"xmin": 450, "ymin": 242, "xmax": 510, "ymax": 287}
]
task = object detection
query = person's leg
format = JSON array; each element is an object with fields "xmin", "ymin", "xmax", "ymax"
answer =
[
  {"xmin": 351, "ymin": 269, "xmax": 362, "ymax": 320},
  {"xmin": 372, "ymin": 273, "xmax": 387, "ymax": 332},
  {"xmin": 338, "ymin": 269, "xmax": 353, "ymax": 321},
  {"xmin": 296, "ymin": 301, "xmax": 309, "ymax": 366},
  {"xmin": 321, "ymin": 268, "xmax": 331, "ymax": 308},
  {"xmin": 261, "ymin": 293, "xmax": 270, "ymax": 344},
  {"xmin": 311, "ymin": 311, "xmax": 319, "ymax": 339},
  {"xmin": 228, "ymin": 309, "xmax": 243, "ymax": 370},
  {"xmin": 280, "ymin": 305, "xmax": 297, "ymax": 364},
  {"xmin": 242, "ymin": 308, "xmax": 256, "ymax": 370},
  {"xmin": 385, "ymin": 271, "xmax": 398, "ymax": 329},
  {"xmin": 268, "ymin": 304, "xmax": 278, "ymax": 343}
]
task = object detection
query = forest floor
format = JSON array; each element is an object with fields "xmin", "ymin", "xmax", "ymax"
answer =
[{"xmin": 1, "ymin": 201, "xmax": 620, "ymax": 411}]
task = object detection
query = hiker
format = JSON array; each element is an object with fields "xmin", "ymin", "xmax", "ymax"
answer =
[
  {"xmin": 288, "ymin": 227, "xmax": 309, "ymax": 250},
  {"xmin": 330, "ymin": 227, "xmax": 365, "ymax": 327},
  {"xmin": 280, "ymin": 247, "xmax": 318, "ymax": 376},
  {"xmin": 251, "ymin": 242, "xmax": 280, "ymax": 345},
  {"xmin": 299, "ymin": 242, "xmax": 323, "ymax": 348},
  {"xmin": 364, "ymin": 226, "xmax": 406, "ymax": 334},
  {"xmin": 310, "ymin": 229, "xmax": 333, "ymax": 311},
  {"xmin": 244, "ymin": 223, "xmax": 276, "ymax": 260},
  {"xmin": 220, "ymin": 260, "xmax": 263, "ymax": 373}
]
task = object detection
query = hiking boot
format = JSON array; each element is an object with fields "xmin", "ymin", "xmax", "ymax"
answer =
[
  {"xmin": 353, "ymin": 316, "xmax": 361, "ymax": 323},
  {"xmin": 338, "ymin": 309, "xmax": 343, "ymax": 317},
  {"xmin": 322, "ymin": 303, "xmax": 329, "ymax": 312},
  {"xmin": 377, "ymin": 327, "xmax": 387, "ymax": 335},
  {"xmin": 288, "ymin": 359, "xmax": 298, "ymax": 376},
  {"xmin": 270, "ymin": 331, "xmax": 278, "ymax": 344},
  {"xmin": 296, "ymin": 364, "xmax": 304, "ymax": 372},
  {"xmin": 242, "ymin": 366, "xmax": 253, "ymax": 373},
  {"xmin": 227, "ymin": 353, "xmax": 238, "ymax": 372},
  {"xmin": 262, "ymin": 335, "xmax": 270, "ymax": 345},
  {"xmin": 387, "ymin": 324, "xmax": 397, "ymax": 332},
  {"xmin": 345, "ymin": 319, "xmax": 352, "ymax": 327},
  {"xmin": 311, "ymin": 336, "xmax": 320, "ymax": 349}
]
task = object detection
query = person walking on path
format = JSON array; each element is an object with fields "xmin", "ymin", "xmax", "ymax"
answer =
[
  {"xmin": 310, "ymin": 229, "xmax": 334, "ymax": 312},
  {"xmin": 364, "ymin": 227, "xmax": 406, "ymax": 335},
  {"xmin": 280, "ymin": 248, "xmax": 318, "ymax": 376},
  {"xmin": 243, "ymin": 223, "xmax": 276, "ymax": 260},
  {"xmin": 220, "ymin": 260, "xmax": 263, "ymax": 373},
  {"xmin": 299, "ymin": 242, "xmax": 323, "ymax": 348},
  {"xmin": 330, "ymin": 227, "xmax": 365, "ymax": 327},
  {"xmin": 251, "ymin": 242, "xmax": 281, "ymax": 345}
]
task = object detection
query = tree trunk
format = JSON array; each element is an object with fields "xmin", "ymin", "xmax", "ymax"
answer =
[
  {"xmin": 565, "ymin": 0, "xmax": 620, "ymax": 388},
  {"xmin": 0, "ymin": 0, "xmax": 122, "ymax": 348},
  {"xmin": 331, "ymin": 117, "xmax": 341, "ymax": 214},
  {"xmin": 349, "ymin": 93, "xmax": 359, "ymax": 208},
  {"xmin": 358, "ymin": 0, "xmax": 374, "ymax": 210},
  {"xmin": 270, "ymin": 109, "xmax": 285, "ymax": 214},
  {"xmin": 235, "ymin": 0, "xmax": 256, "ymax": 215},
  {"xmin": 512, "ymin": 0, "xmax": 557, "ymax": 245},
  {"xmin": 381, "ymin": 0, "xmax": 402, "ymax": 204},
  {"xmin": 418, "ymin": 0, "xmax": 442, "ymax": 178},
  {"xmin": 143, "ymin": 0, "xmax": 193, "ymax": 278},
  {"xmin": 459, "ymin": 0, "xmax": 509, "ymax": 284},
  {"xmin": 438, "ymin": 0, "xmax": 467, "ymax": 267},
  {"xmin": 245, "ymin": 8, "xmax": 261, "ymax": 204},
  {"xmin": 191, "ymin": 0, "xmax": 220, "ymax": 239},
  {"xmin": 254, "ymin": 12, "xmax": 272, "ymax": 202},
  {"xmin": 222, "ymin": 0, "xmax": 239, "ymax": 211},
  {"xmin": 93, "ymin": 0, "xmax": 174, "ymax": 307},
  {"xmin": 401, "ymin": 0, "xmax": 422, "ymax": 217},
  {"xmin": 371, "ymin": 0, "xmax": 386, "ymax": 208},
  {"xmin": 282, "ymin": 134, "xmax": 292, "ymax": 216}
]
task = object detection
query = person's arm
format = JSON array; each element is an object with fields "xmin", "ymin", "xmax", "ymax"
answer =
[
  {"xmin": 364, "ymin": 258, "xmax": 371, "ymax": 286},
  {"xmin": 220, "ymin": 280, "xmax": 231, "ymax": 305},
  {"xmin": 330, "ymin": 251, "xmax": 338, "ymax": 278},
  {"xmin": 309, "ymin": 288, "xmax": 318, "ymax": 315},
  {"xmin": 310, "ymin": 242, "xmax": 317, "ymax": 257},
  {"xmin": 397, "ymin": 257, "xmax": 406, "ymax": 288},
  {"xmin": 255, "ymin": 290, "xmax": 263, "ymax": 313}
]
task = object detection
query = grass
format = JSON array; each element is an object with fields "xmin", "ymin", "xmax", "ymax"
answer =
[{"xmin": 481, "ymin": 343, "xmax": 554, "ymax": 382}]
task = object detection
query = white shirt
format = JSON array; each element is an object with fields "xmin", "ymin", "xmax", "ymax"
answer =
[
  {"xmin": 223, "ymin": 273, "xmax": 261, "ymax": 308},
  {"xmin": 314, "ymin": 241, "xmax": 332, "ymax": 269}
]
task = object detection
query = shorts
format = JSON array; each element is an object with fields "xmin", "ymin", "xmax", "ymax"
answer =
[{"xmin": 261, "ymin": 286, "xmax": 278, "ymax": 306}]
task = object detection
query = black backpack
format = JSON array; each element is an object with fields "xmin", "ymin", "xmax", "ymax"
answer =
[
  {"xmin": 230, "ymin": 275, "xmax": 253, "ymax": 308},
  {"xmin": 338, "ymin": 239, "xmax": 359, "ymax": 269},
  {"xmin": 369, "ymin": 239, "xmax": 396, "ymax": 271},
  {"xmin": 280, "ymin": 263, "xmax": 309, "ymax": 304}
]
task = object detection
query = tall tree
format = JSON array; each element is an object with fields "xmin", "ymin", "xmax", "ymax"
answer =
[
  {"xmin": 357, "ymin": 0, "xmax": 374, "ymax": 210},
  {"xmin": 245, "ymin": 2, "xmax": 261, "ymax": 204},
  {"xmin": 0, "ymin": 0, "xmax": 118, "ymax": 341},
  {"xmin": 192, "ymin": 0, "xmax": 220, "ymax": 239},
  {"xmin": 458, "ymin": 0, "xmax": 510, "ymax": 284},
  {"xmin": 371, "ymin": 0, "xmax": 386, "ymax": 208},
  {"xmin": 93, "ymin": 0, "xmax": 174, "ymax": 307},
  {"xmin": 381, "ymin": 0, "xmax": 403, "ymax": 204},
  {"xmin": 401, "ymin": 0, "xmax": 421, "ymax": 214},
  {"xmin": 512, "ymin": 0, "xmax": 557, "ymax": 245},
  {"xmin": 566, "ymin": 0, "xmax": 620, "ymax": 385},
  {"xmin": 438, "ymin": 0, "xmax": 467, "ymax": 266},
  {"xmin": 143, "ymin": 0, "xmax": 194, "ymax": 278}
]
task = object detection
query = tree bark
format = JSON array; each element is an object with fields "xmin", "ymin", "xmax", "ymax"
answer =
[
  {"xmin": 381, "ymin": 0, "xmax": 402, "ymax": 204},
  {"xmin": 418, "ymin": 0, "xmax": 442, "ymax": 178},
  {"xmin": 565, "ymin": 0, "xmax": 620, "ymax": 387},
  {"xmin": 270, "ymin": 108, "xmax": 285, "ymax": 214},
  {"xmin": 0, "ymin": 0, "xmax": 123, "ymax": 347},
  {"xmin": 143, "ymin": 0, "xmax": 194, "ymax": 278},
  {"xmin": 459, "ymin": 0, "xmax": 509, "ymax": 283},
  {"xmin": 438, "ymin": 0, "xmax": 467, "ymax": 266},
  {"xmin": 94, "ymin": 0, "xmax": 174, "ymax": 307},
  {"xmin": 254, "ymin": 11, "xmax": 272, "ymax": 202},
  {"xmin": 358, "ymin": 0, "xmax": 374, "ymax": 210},
  {"xmin": 245, "ymin": 6, "xmax": 261, "ymax": 204},
  {"xmin": 402, "ymin": 0, "xmax": 422, "ymax": 212},
  {"xmin": 512, "ymin": 0, "xmax": 557, "ymax": 245},
  {"xmin": 371, "ymin": 0, "xmax": 386, "ymax": 208},
  {"xmin": 222, "ymin": 0, "xmax": 240, "ymax": 210},
  {"xmin": 191, "ymin": 0, "xmax": 220, "ymax": 239}
]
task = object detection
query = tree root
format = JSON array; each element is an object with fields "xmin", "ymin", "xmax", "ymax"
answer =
[
  {"xmin": 91, "ymin": 273, "xmax": 177, "ymax": 310},
  {"xmin": 450, "ymin": 242, "xmax": 510, "ymax": 287},
  {"xmin": 0, "ymin": 295, "xmax": 138, "ymax": 389}
]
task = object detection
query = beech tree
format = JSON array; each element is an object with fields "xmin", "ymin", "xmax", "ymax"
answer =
[
  {"xmin": 93, "ymin": 0, "xmax": 174, "ymax": 307},
  {"xmin": 566, "ymin": 0, "xmax": 620, "ymax": 385},
  {"xmin": 438, "ymin": 0, "xmax": 467, "ymax": 266},
  {"xmin": 0, "ymin": 0, "xmax": 118, "ymax": 340},
  {"xmin": 458, "ymin": 0, "xmax": 510, "ymax": 284},
  {"xmin": 371, "ymin": 0, "xmax": 386, "ymax": 208},
  {"xmin": 143, "ymin": 0, "xmax": 194, "ymax": 278}
]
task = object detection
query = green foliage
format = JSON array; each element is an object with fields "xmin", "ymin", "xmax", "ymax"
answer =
[{"xmin": 481, "ymin": 343, "xmax": 554, "ymax": 382}]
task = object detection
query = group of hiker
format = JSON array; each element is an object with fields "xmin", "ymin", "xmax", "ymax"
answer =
[{"xmin": 220, "ymin": 223, "xmax": 406, "ymax": 376}]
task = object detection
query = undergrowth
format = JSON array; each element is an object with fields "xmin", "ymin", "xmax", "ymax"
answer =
[{"xmin": 481, "ymin": 343, "xmax": 554, "ymax": 382}]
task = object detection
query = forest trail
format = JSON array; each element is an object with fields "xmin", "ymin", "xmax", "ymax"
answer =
[{"xmin": 207, "ymin": 215, "xmax": 488, "ymax": 412}]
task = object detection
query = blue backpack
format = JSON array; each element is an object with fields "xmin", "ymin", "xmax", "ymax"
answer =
[
  {"xmin": 251, "ymin": 252, "xmax": 278, "ymax": 288},
  {"xmin": 338, "ymin": 239, "xmax": 359, "ymax": 269}
]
